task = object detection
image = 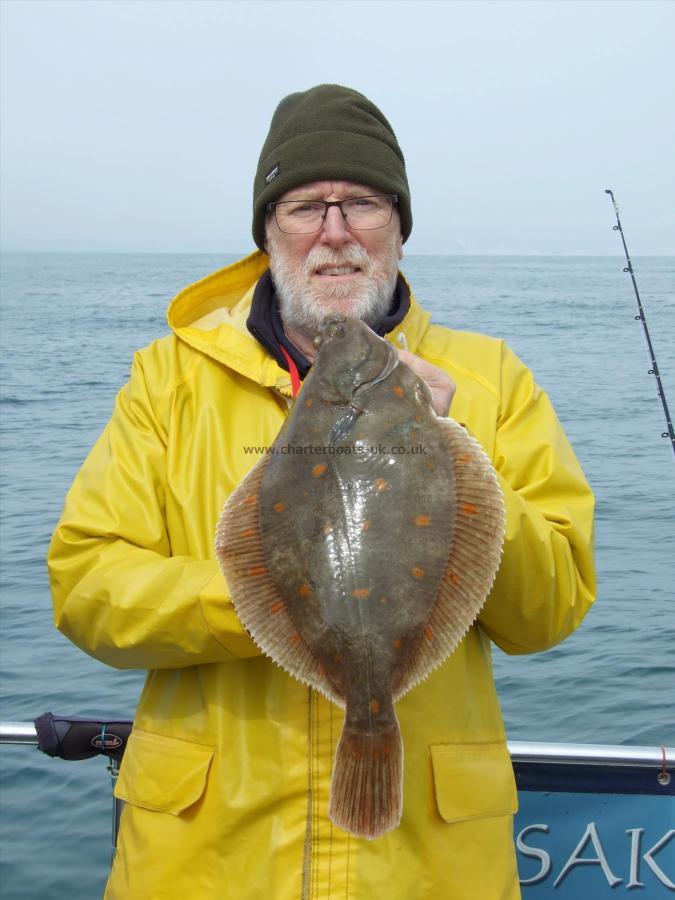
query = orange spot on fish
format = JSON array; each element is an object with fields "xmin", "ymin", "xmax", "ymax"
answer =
[
  {"xmin": 334, "ymin": 654, "xmax": 343, "ymax": 663},
  {"xmin": 426, "ymin": 462, "xmax": 435, "ymax": 470},
  {"xmin": 414, "ymin": 515, "xmax": 430, "ymax": 526},
  {"xmin": 424, "ymin": 626, "xmax": 434, "ymax": 641},
  {"xmin": 457, "ymin": 453, "xmax": 473, "ymax": 464},
  {"xmin": 446, "ymin": 570, "xmax": 461, "ymax": 585},
  {"xmin": 273, "ymin": 502, "xmax": 285, "ymax": 513},
  {"xmin": 298, "ymin": 583, "xmax": 312, "ymax": 599},
  {"xmin": 460, "ymin": 502, "xmax": 478, "ymax": 515},
  {"xmin": 271, "ymin": 601, "xmax": 284, "ymax": 614},
  {"xmin": 305, "ymin": 398, "xmax": 313, "ymax": 408},
  {"xmin": 243, "ymin": 494, "xmax": 257, "ymax": 507},
  {"xmin": 415, "ymin": 415, "xmax": 423, "ymax": 423},
  {"xmin": 393, "ymin": 385, "xmax": 405, "ymax": 397},
  {"xmin": 291, "ymin": 631, "xmax": 301, "ymax": 644},
  {"xmin": 249, "ymin": 566, "xmax": 267, "ymax": 577},
  {"xmin": 374, "ymin": 478, "xmax": 390, "ymax": 492},
  {"xmin": 352, "ymin": 588, "xmax": 371, "ymax": 600},
  {"xmin": 393, "ymin": 638, "xmax": 402, "ymax": 651},
  {"xmin": 312, "ymin": 464, "xmax": 328, "ymax": 477},
  {"xmin": 370, "ymin": 699, "xmax": 380, "ymax": 715},
  {"xmin": 361, "ymin": 520, "xmax": 372, "ymax": 532},
  {"xmin": 411, "ymin": 566, "xmax": 425, "ymax": 579},
  {"xmin": 240, "ymin": 527, "xmax": 257, "ymax": 538}
]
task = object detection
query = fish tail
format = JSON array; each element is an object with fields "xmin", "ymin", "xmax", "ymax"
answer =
[{"xmin": 329, "ymin": 721, "xmax": 403, "ymax": 839}]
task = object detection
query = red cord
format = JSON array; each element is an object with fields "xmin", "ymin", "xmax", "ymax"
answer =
[{"xmin": 279, "ymin": 345, "xmax": 301, "ymax": 398}]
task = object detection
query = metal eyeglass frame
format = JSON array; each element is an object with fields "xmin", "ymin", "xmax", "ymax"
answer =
[{"xmin": 266, "ymin": 194, "xmax": 399, "ymax": 234}]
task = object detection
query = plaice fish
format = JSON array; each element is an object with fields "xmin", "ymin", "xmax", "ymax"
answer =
[{"xmin": 215, "ymin": 315, "xmax": 505, "ymax": 839}]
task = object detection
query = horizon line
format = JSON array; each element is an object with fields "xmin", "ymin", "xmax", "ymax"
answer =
[{"xmin": 1, "ymin": 249, "xmax": 673, "ymax": 259}]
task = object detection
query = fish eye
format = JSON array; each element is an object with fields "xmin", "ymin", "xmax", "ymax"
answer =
[
  {"xmin": 313, "ymin": 334, "xmax": 323, "ymax": 348},
  {"xmin": 327, "ymin": 322, "xmax": 345, "ymax": 338}
]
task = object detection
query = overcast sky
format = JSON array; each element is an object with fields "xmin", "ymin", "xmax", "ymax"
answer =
[{"xmin": 1, "ymin": 0, "xmax": 673, "ymax": 255}]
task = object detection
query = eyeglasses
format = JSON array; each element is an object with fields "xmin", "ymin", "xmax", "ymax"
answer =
[{"xmin": 267, "ymin": 194, "xmax": 398, "ymax": 235}]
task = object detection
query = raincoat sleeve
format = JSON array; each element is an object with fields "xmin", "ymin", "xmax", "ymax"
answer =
[
  {"xmin": 477, "ymin": 342, "xmax": 596, "ymax": 654},
  {"xmin": 47, "ymin": 352, "xmax": 260, "ymax": 670}
]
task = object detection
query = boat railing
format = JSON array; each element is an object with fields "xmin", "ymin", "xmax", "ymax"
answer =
[
  {"xmin": 2, "ymin": 718, "xmax": 671, "ymax": 777},
  {"xmin": 3, "ymin": 719, "xmax": 671, "ymax": 765},
  {"xmin": 0, "ymin": 721, "xmax": 38, "ymax": 744}
]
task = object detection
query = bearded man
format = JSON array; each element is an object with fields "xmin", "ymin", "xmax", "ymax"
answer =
[{"xmin": 48, "ymin": 85, "xmax": 595, "ymax": 900}]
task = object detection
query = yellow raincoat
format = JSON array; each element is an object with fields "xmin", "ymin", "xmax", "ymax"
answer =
[{"xmin": 48, "ymin": 251, "xmax": 595, "ymax": 900}]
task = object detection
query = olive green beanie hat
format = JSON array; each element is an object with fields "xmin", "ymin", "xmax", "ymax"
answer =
[{"xmin": 253, "ymin": 84, "xmax": 412, "ymax": 250}]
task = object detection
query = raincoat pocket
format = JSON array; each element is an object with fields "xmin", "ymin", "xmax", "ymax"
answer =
[
  {"xmin": 113, "ymin": 728, "xmax": 214, "ymax": 815},
  {"xmin": 430, "ymin": 741, "xmax": 518, "ymax": 824}
]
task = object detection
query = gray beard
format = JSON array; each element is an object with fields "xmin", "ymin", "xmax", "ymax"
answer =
[{"xmin": 267, "ymin": 234, "xmax": 399, "ymax": 337}]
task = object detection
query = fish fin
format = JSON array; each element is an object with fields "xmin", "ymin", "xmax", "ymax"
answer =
[
  {"xmin": 393, "ymin": 418, "xmax": 505, "ymax": 700},
  {"xmin": 329, "ymin": 720, "xmax": 403, "ymax": 840},
  {"xmin": 215, "ymin": 456, "xmax": 344, "ymax": 708}
]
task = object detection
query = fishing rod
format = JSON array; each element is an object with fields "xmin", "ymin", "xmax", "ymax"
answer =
[{"xmin": 605, "ymin": 189, "xmax": 675, "ymax": 459}]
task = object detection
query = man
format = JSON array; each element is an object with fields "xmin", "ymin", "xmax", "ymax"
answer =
[{"xmin": 48, "ymin": 85, "xmax": 595, "ymax": 899}]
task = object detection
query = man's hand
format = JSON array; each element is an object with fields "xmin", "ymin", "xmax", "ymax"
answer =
[{"xmin": 397, "ymin": 349, "xmax": 456, "ymax": 417}]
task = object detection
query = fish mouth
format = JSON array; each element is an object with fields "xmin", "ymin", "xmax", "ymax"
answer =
[{"xmin": 313, "ymin": 315, "xmax": 348, "ymax": 348}]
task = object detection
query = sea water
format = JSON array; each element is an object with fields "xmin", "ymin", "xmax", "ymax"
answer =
[{"xmin": 1, "ymin": 253, "xmax": 673, "ymax": 898}]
